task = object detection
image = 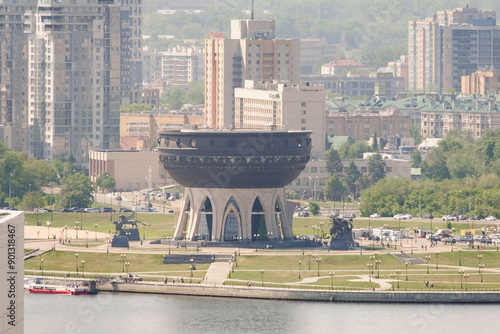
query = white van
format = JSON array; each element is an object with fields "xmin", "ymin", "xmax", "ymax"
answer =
[{"xmin": 132, "ymin": 206, "xmax": 148, "ymax": 212}]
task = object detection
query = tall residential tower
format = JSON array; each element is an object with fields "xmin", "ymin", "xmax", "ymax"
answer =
[
  {"xmin": 409, "ymin": 5, "xmax": 500, "ymax": 92},
  {"xmin": 205, "ymin": 19, "xmax": 300, "ymax": 129}
]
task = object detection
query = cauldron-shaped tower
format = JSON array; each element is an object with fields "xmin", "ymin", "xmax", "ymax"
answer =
[{"xmin": 158, "ymin": 129, "xmax": 311, "ymax": 242}]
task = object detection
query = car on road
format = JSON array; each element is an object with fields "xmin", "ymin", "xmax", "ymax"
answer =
[
  {"xmin": 119, "ymin": 208, "xmax": 132, "ymax": 213},
  {"xmin": 403, "ymin": 213, "xmax": 413, "ymax": 219},
  {"xmin": 101, "ymin": 207, "xmax": 114, "ymax": 213},
  {"xmin": 343, "ymin": 213, "xmax": 356, "ymax": 219},
  {"xmin": 84, "ymin": 208, "xmax": 101, "ymax": 213},
  {"xmin": 394, "ymin": 213, "xmax": 406, "ymax": 220},
  {"xmin": 35, "ymin": 208, "xmax": 48, "ymax": 213},
  {"xmin": 442, "ymin": 214, "xmax": 456, "ymax": 221},
  {"xmin": 369, "ymin": 213, "xmax": 380, "ymax": 218},
  {"xmin": 485, "ymin": 216, "xmax": 497, "ymax": 221}
]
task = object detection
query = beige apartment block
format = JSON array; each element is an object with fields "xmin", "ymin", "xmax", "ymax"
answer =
[
  {"xmin": 326, "ymin": 110, "xmax": 410, "ymax": 141},
  {"xmin": 89, "ymin": 149, "xmax": 174, "ymax": 191},
  {"xmin": 119, "ymin": 113, "xmax": 204, "ymax": 148},
  {"xmin": 462, "ymin": 70, "xmax": 500, "ymax": 95},
  {"xmin": 234, "ymin": 80, "xmax": 326, "ymax": 159}
]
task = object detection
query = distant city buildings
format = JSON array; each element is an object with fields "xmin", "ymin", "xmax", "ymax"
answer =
[
  {"xmin": 234, "ymin": 80, "xmax": 326, "ymax": 159},
  {"xmin": 119, "ymin": 111, "xmax": 204, "ymax": 149},
  {"xmin": 0, "ymin": 0, "xmax": 143, "ymax": 168},
  {"xmin": 204, "ymin": 19, "xmax": 301, "ymax": 129},
  {"xmin": 300, "ymin": 38, "xmax": 341, "ymax": 75},
  {"xmin": 461, "ymin": 70, "xmax": 500, "ymax": 95},
  {"xmin": 320, "ymin": 59, "xmax": 366, "ymax": 76},
  {"xmin": 303, "ymin": 73, "xmax": 405, "ymax": 99},
  {"xmin": 408, "ymin": 5, "xmax": 500, "ymax": 92},
  {"xmin": 89, "ymin": 149, "xmax": 174, "ymax": 191}
]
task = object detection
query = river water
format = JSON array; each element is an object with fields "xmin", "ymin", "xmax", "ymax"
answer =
[{"xmin": 25, "ymin": 292, "xmax": 496, "ymax": 334}]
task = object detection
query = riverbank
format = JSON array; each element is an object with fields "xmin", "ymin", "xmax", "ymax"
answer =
[{"xmin": 98, "ymin": 281, "xmax": 500, "ymax": 303}]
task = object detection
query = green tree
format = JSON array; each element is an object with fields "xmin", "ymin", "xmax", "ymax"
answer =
[
  {"xmin": 184, "ymin": 82, "xmax": 205, "ymax": 105},
  {"xmin": 367, "ymin": 154, "xmax": 386, "ymax": 185},
  {"xmin": 421, "ymin": 147, "xmax": 450, "ymax": 181},
  {"xmin": 410, "ymin": 121, "xmax": 422, "ymax": 145},
  {"xmin": 323, "ymin": 174, "xmax": 347, "ymax": 201},
  {"xmin": 61, "ymin": 173, "xmax": 94, "ymax": 208},
  {"xmin": 120, "ymin": 103, "xmax": 152, "ymax": 113},
  {"xmin": 325, "ymin": 148, "xmax": 343, "ymax": 176},
  {"xmin": 410, "ymin": 149, "xmax": 422, "ymax": 168},
  {"xmin": 96, "ymin": 172, "xmax": 116, "ymax": 193},
  {"xmin": 344, "ymin": 160, "xmax": 361, "ymax": 194},
  {"xmin": 161, "ymin": 86, "xmax": 185, "ymax": 110},
  {"xmin": 372, "ymin": 131, "xmax": 378, "ymax": 151},
  {"xmin": 309, "ymin": 202, "xmax": 320, "ymax": 215},
  {"xmin": 338, "ymin": 140, "xmax": 373, "ymax": 159},
  {"xmin": 20, "ymin": 191, "xmax": 45, "ymax": 211}
]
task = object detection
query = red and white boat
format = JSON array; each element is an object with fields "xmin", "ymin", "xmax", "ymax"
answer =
[{"xmin": 26, "ymin": 283, "xmax": 91, "ymax": 295}]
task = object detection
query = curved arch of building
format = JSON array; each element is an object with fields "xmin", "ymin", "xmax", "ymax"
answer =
[{"xmin": 173, "ymin": 187, "xmax": 294, "ymax": 242}]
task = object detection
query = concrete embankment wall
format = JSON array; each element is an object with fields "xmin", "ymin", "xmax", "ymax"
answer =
[{"xmin": 98, "ymin": 282, "xmax": 500, "ymax": 303}]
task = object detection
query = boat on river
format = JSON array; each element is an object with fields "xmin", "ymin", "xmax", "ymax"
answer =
[{"xmin": 26, "ymin": 283, "xmax": 92, "ymax": 295}]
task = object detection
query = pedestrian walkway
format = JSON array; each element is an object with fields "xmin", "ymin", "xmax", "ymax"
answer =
[{"xmin": 205, "ymin": 261, "xmax": 232, "ymax": 285}]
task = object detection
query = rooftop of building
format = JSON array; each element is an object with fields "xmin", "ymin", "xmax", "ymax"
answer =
[{"xmin": 326, "ymin": 94, "xmax": 500, "ymax": 114}]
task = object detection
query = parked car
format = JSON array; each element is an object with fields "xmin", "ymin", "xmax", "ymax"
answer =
[
  {"xmin": 119, "ymin": 208, "xmax": 132, "ymax": 213},
  {"xmin": 369, "ymin": 213, "xmax": 380, "ymax": 218},
  {"xmin": 343, "ymin": 213, "xmax": 356, "ymax": 219},
  {"xmin": 485, "ymin": 216, "xmax": 497, "ymax": 221},
  {"xmin": 84, "ymin": 208, "xmax": 101, "ymax": 213},
  {"xmin": 101, "ymin": 207, "xmax": 113, "ymax": 213}
]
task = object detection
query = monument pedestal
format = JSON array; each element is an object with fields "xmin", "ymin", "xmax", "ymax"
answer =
[
  {"xmin": 112, "ymin": 235, "xmax": 129, "ymax": 248},
  {"xmin": 329, "ymin": 238, "xmax": 349, "ymax": 250}
]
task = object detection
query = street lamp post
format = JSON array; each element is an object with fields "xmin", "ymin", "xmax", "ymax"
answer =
[
  {"xmin": 459, "ymin": 249, "xmax": 462, "ymax": 266},
  {"xmin": 316, "ymin": 258, "xmax": 321, "ymax": 277},
  {"xmin": 405, "ymin": 262, "xmax": 409, "ymax": 282},
  {"xmin": 435, "ymin": 252, "xmax": 439, "ymax": 269},
  {"xmin": 477, "ymin": 255, "xmax": 483, "ymax": 273},
  {"xmin": 396, "ymin": 269, "xmax": 401, "ymax": 289},
  {"xmin": 125, "ymin": 262, "xmax": 130, "ymax": 275},
  {"xmin": 376, "ymin": 260, "xmax": 381, "ymax": 279},
  {"xmin": 425, "ymin": 256, "xmax": 431, "ymax": 274},
  {"xmin": 260, "ymin": 269, "xmax": 264, "ymax": 287},
  {"xmin": 85, "ymin": 230, "xmax": 89, "ymax": 248},
  {"xmin": 369, "ymin": 256, "xmax": 375, "ymax": 274},
  {"xmin": 121, "ymin": 254, "xmax": 126, "ymax": 273},
  {"xmin": 479, "ymin": 264, "xmax": 484, "ymax": 282},
  {"xmin": 329, "ymin": 272, "xmax": 335, "ymax": 290},
  {"xmin": 390, "ymin": 274, "xmax": 395, "ymax": 291},
  {"xmin": 75, "ymin": 253, "xmax": 79, "ymax": 277},
  {"xmin": 81, "ymin": 260, "xmax": 85, "ymax": 278},
  {"xmin": 94, "ymin": 223, "xmax": 98, "ymax": 241},
  {"xmin": 307, "ymin": 252, "xmax": 312, "ymax": 270},
  {"xmin": 367, "ymin": 263, "xmax": 372, "ymax": 282},
  {"xmin": 75, "ymin": 222, "xmax": 79, "ymax": 239},
  {"xmin": 459, "ymin": 269, "xmax": 464, "ymax": 289},
  {"xmin": 464, "ymin": 274, "xmax": 470, "ymax": 291},
  {"xmin": 191, "ymin": 259, "xmax": 194, "ymax": 281},
  {"xmin": 298, "ymin": 260, "xmax": 302, "ymax": 279}
]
